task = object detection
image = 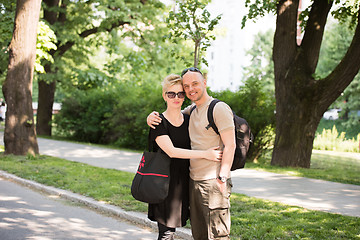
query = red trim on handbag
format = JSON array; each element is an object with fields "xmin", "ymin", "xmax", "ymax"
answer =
[{"xmin": 136, "ymin": 171, "xmax": 169, "ymax": 178}]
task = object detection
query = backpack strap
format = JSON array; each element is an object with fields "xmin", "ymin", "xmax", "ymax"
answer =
[
  {"xmin": 207, "ymin": 99, "xmax": 221, "ymax": 135},
  {"xmin": 189, "ymin": 105, "xmax": 196, "ymax": 115},
  {"xmin": 189, "ymin": 99, "xmax": 221, "ymax": 135}
]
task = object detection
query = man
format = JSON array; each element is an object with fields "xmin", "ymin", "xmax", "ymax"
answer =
[{"xmin": 147, "ymin": 67, "xmax": 236, "ymax": 239}]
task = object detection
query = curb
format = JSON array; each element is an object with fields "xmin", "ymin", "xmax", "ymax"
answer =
[{"xmin": 0, "ymin": 170, "xmax": 193, "ymax": 240}]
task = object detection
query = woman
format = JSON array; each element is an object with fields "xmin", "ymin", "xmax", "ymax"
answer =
[{"xmin": 148, "ymin": 74, "xmax": 222, "ymax": 240}]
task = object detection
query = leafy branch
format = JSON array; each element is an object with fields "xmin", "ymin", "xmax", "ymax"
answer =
[{"xmin": 166, "ymin": 0, "xmax": 221, "ymax": 67}]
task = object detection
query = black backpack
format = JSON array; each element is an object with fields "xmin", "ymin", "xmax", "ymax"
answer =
[{"xmin": 190, "ymin": 99, "xmax": 253, "ymax": 171}]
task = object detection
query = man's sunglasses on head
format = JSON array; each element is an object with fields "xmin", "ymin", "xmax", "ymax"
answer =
[{"xmin": 181, "ymin": 67, "xmax": 203, "ymax": 77}]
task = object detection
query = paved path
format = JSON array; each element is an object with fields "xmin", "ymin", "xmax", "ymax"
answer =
[
  {"xmin": 1, "ymin": 132, "xmax": 359, "ymax": 218},
  {"xmin": 0, "ymin": 175, "xmax": 158, "ymax": 240}
]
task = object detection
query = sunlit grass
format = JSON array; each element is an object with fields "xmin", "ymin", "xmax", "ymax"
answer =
[
  {"xmin": 230, "ymin": 194, "xmax": 359, "ymax": 239},
  {"xmin": 0, "ymin": 153, "xmax": 146, "ymax": 212}
]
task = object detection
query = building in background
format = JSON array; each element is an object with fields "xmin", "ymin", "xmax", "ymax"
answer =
[{"xmin": 205, "ymin": 0, "xmax": 275, "ymax": 91}]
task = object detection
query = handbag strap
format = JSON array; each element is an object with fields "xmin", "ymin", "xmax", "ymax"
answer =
[{"xmin": 148, "ymin": 114, "xmax": 168, "ymax": 152}]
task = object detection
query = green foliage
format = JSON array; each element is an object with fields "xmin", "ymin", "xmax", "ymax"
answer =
[
  {"xmin": 231, "ymin": 193, "xmax": 360, "ymax": 239},
  {"xmin": 102, "ymin": 20, "xmax": 191, "ymax": 87},
  {"xmin": 70, "ymin": 66, "xmax": 109, "ymax": 90},
  {"xmin": 53, "ymin": 87, "xmax": 119, "ymax": 143},
  {"xmin": 242, "ymin": 0, "xmax": 359, "ymax": 31},
  {"xmin": 210, "ymin": 77, "xmax": 276, "ymax": 161},
  {"xmin": 31, "ymin": 0, "xmax": 167, "ymax": 101},
  {"xmin": 331, "ymin": 0, "xmax": 360, "ymax": 29},
  {"xmin": 314, "ymin": 125, "xmax": 360, "ymax": 153},
  {"xmin": 317, "ymin": 118, "xmax": 360, "ymax": 140},
  {"xmin": 50, "ymin": 1, "xmax": 199, "ymax": 150},
  {"xmin": 0, "ymin": 1, "xmax": 15, "ymax": 82},
  {"xmin": 53, "ymin": 80, "xmax": 166, "ymax": 150},
  {"xmin": 51, "ymin": 0, "xmax": 189, "ymax": 97},
  {"xmin": 35, "ymin": 21, "xmax": 57, "ymax": 73},
  {"xmin": 241, "ymin": 0, "xmax": 277, "ymax": 28},
  {"xmin": 54, "ymin": 62, "xmax": 275, "ymax": 157},
  {"xmin": 166, "ymin": 0, "xmax": 221, "ymax": 67},
  {"xmin": 316, "ymin": 19, "xmax": 360, "ymax": 128},
  {"xmin": 107, "ymin": 82, "xmax": 165, "ymax": 149},
  {"xmin": 242, "ymin": 29, "xmax": 274, "ymax": 93}
]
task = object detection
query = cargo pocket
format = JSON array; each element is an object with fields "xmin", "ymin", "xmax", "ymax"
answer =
[{"xmin": 208, "ymin": 179, "xmax": 232, "ymax": 238}]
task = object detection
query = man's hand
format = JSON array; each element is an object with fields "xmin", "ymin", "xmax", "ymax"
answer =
[
  {"xmin": 216, "ymin": 179, "xmax": 227, "ymax": 193},
  {"xmin": 147, "ymin": 111, "xmax": 162, "ymax": 129}
]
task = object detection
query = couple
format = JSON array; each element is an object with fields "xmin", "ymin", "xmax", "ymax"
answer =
[{"xmin": 146, "ymin": 67, "xmax": 236, "ymax": 240}]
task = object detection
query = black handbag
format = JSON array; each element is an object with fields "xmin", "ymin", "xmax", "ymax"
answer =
[{"xmin": 131, "ymin": 115, "xmax": 171, "ymax": 204}]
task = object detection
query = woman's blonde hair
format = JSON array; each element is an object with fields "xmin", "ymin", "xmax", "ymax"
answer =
[{"xmin": 162, "ymin": 74, "xmax": 182, "ymax": 93}]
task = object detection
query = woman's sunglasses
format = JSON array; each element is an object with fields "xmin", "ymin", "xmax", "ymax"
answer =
[{"xmin": 166, "ymin": 91, "xmax": 186, "ymax": 99}]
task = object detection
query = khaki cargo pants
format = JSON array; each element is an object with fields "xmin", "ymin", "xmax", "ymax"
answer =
[{"xmin": 189, "ymin": 178, "xmax": 232, "ymax": 240}]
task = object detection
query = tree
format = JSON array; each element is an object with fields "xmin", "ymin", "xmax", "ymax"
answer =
[
  {"xmin": 2, "ymin": 0, "xmax": 42, "ymax": 155},
  {"xmin": 243, "ymin": 0, "xmax": 360, "ymax": 167},
  {"xmin": 167, "ymin": 0, "xmax": 221, "ymax": 67},
  {"xmin": 100, "ymin": 6, "xmax": 194, "ymax": 86},
  {"xmin": 0, "ymin": 2, "xmax": 57, "ymax": 92},
  {"xmin": 36, "ymin": 0, "xmax": 165, "ymax": 136},
  {"xmin": 0, "ymin": 1, "xmax": 16, "ymax": 82}
]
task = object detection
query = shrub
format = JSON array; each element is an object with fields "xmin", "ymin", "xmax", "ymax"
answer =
[
  {"xmin": 317, "ymin": 118, "xmax": 360, "ymax": 140},
  {"xmin": 314, "ymin": 126, "xmax": 360, "ymax": 153},
  {"xmin": 54, "ymin": 80, "xmax": 166, "ymax": 150},
  {"xmin": 105, "ymin": 81, "xmax": 165, "ymax": 150},
  {"xmin": 53, "ymin": 88, "xmax": 118, "ymax": 143},
  {"xmin": 54, "ymin": 77, "xmax": 276, "ymax": 154}
]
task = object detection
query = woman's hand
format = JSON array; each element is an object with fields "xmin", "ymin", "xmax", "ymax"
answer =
[
  {"xmin": 147, "ymin": 111, "xmax": 162, "ymax": 129},
  {"xmin": 204, "ymin": 146, "xmax": 223, "ymax": 162}
]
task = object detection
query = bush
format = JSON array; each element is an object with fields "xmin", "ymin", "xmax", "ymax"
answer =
[
  {"xmin": 317, "ymin": 118, "xmax": 360, "ymax": 140},
  {"xmin": 54, "ymin": 81, "xmax": 166, "ymax": 150},
  {"xmin": 53, "ymin": 88, "xmax": 118, "ymax": 143},
  {"xmin": 314, "ymin": 125, "xmax": 360, "ymax": 153},
  {"xmin": 105, "ymin": 81, "xmax": 165, "ymax": 149},
  {"xmin": 54, "ymin": 77, "xmax": 276, "ymax": 154}
]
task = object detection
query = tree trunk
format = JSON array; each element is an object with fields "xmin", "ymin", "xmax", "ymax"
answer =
[
  {"xmin": 2, "ymin": 0, "xmax": 41, "ymax": 155},
  {"xmin": 271, "ymin": 69, "xmax": 322, "ymax": 168},
  {"xmin": 36, "ymin": 68, "xmax": 56, "ymax": 136},
  {"xmin": 271, "ymin": 0, "xmax": 360, "ymax": 168},
  {"xmin": 35, "ymin": 0, "xmax": 59, "ymax": 136}
]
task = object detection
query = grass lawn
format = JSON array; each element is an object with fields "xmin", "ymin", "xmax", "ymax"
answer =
[{"xmin": 0, "ymin": 153, "xmax": 359, "ymax": 240}]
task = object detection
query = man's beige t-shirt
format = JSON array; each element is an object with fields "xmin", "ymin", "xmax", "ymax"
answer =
[{"xmin": 184, "ymin": 97, "xmax": 234, "ymax": 181}]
